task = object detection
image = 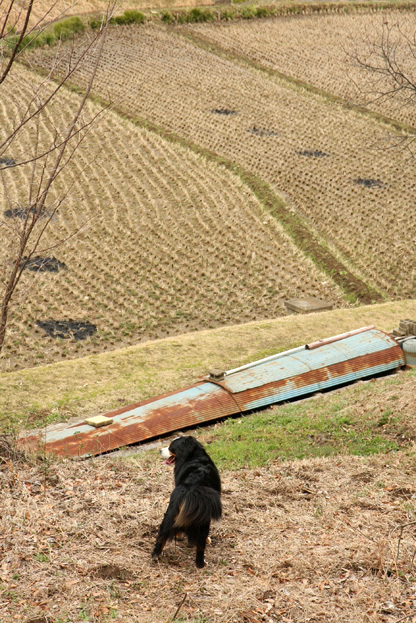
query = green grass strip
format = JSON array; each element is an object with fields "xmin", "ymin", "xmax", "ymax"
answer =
[
  {"xmin": 4, "ymin": 16, "xmax": 85, "ymax": 53},
  {"xmin": 198, "ymin": 366, "xmax": 416, "ymax": 470},
  {"xmin": 1, "ymin": 300, "xmax": 414, "ymax": 431}
]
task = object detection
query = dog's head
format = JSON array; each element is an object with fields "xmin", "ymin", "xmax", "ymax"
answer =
[{"xmin": 159, "ymin": 436, "xmax": 203, "ymax": 465}]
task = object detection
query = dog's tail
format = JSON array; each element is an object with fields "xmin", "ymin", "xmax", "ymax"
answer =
[{"xmin": 173, "ymin": 486, "xmax": 222, "ymax": 528}]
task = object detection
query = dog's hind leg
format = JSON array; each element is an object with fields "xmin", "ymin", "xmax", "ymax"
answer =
[
  {"xmin": 152, "ymin": 507, "xmax": 175, "ymax": 559},
  {"xmin": 191, "ymin": 523, "xmax": 210, "ymax": 569},
  {"xmin": 152, "ymin": 508, "xmax": 177, "ymax": 559}
]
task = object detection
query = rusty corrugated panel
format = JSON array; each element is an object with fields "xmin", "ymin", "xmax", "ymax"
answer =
[
  {"xmin": 215, "ymin": 329, "xmax": 404, "ymax": 411},
  {"xmin": 19, "ymin": 328, "xmax": 405, "ymax": 459},
  {"xmin": 306, "ymin": 326, "xmax": 374, "ymax": 350},
  {"xmin": 21, "ymin": 382, "xmax": 239, "ymax": 459},
  {"xmin": 229, "ymin": 346, "xmax": 402, "ymax": 411}
]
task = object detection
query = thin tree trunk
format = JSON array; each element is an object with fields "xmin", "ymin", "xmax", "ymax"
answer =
[{"xmin": 0, "ymin": 1, "xmax": 117, "ymax": 356}]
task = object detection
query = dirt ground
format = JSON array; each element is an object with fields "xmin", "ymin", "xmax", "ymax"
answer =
[{"xmin": 1, "ymin": 444, "xmax": 416, "ymax": 623}]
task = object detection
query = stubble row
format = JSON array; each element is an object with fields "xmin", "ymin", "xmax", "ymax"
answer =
[
  {"xmin": 30, "ymin": 23, "xmax": 416, "ymax": 302},
  {"xmin": 0, "ymin": 65, "xmax": 340, "ymax": 370}
]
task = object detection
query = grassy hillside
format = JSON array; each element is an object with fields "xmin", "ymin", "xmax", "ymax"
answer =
[
  {"xmin": 2, "ymin": 300, "xmax": 416, "ymax": 622},
  {"xmin": 2, "ymin": 9, "xmax": 416, "ymax": 623},
  {"xmin": 198, "ymin": 362, "xmax": 416, "ymax": 469},
  {"xmin": 1, "ymin": 300, "xmax": 414, "ymax": 432}
]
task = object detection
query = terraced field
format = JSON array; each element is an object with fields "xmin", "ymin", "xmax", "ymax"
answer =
[
  {"xmin": 31, "ymin": 22, "xmax": 416, "ymax": 302},
  {"xmin": 0, "ymin": 65, "xmax": 341, "ymax": 371},
  {"xmin": 187, "ymin": 10, "xmax": 416, "ymax": 127},
  {"xmin": 4, "ymin": 9, "xmax": 416, "ymax": 371}
]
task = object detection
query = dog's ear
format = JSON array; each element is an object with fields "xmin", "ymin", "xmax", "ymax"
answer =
[{"xmin": 171, "ymin": 435, "xmax": 199, "ymax": 459}]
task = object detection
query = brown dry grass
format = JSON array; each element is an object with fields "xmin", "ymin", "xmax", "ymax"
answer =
[
  {"xmin": 29, "ymin": 22, "xmax": 416, "ymax": 304},
  {"xmin": 1, "ymin": 445, "xmax": 416, "ymax": 622},
  {"xmin": 1, "ymin": 64, "xmax": 342, "ymax": 372},
  {"xmin": 186, "ymin": 10, "xmax": 416, "ymax": 127}
]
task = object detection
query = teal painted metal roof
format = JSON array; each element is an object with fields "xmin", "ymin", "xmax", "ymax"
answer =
[{"xmin": 20, "ymin": 327, "xmax": 405, "ymax": 458}]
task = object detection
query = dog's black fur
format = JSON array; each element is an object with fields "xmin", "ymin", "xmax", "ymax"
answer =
[{"xmin": 152, "ymin": 436, "xmax": 222, "ymax": 568}]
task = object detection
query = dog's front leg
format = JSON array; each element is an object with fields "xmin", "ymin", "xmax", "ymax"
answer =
[{"xmin": 152, "ymin": 534, "xmax": 168, "ymax": 559}]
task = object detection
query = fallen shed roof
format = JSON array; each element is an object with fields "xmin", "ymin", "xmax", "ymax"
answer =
[{"xmin": 19, "ymin": 326, "xmax": 405, "ymax": 458}]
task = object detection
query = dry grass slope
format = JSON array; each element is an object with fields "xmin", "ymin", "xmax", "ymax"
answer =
[
  {"xmin": 1, "ymin": 12, "xmax": 416, "ymax": 623},
  {"xmin": 1, "ymin": 299, "xmax": 414, "ymax": 431},
  {"xmin": 1, "ymin": 447, "xmax": 416, "ymax": 622}
]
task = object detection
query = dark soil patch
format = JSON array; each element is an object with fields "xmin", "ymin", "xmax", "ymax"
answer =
[
  {"xmin": 92, "ymin": 564, "xmax": 128, "ymax": 580},
  {"xmin": 36, "ymin": 320, "xmax": 97, "ymax": 340},
  {"xmin": 354, "ymin": 178, "xmax": 384, "ymax": 188},
  {"xmin": 0, "ymin": 157, "xmax": 16, "ymax": 167},
  {"xmin": 20, "ymin": 256, "xmax": 67, "ymax": 273},
  {"xmin": 211, "ymin": 108, "xmax": 237, "ymax": 115},
  {"xmin": 248, "ymin": 126, "xmax": 278, "ymax": 137},
  {"xmin": 0, "ymin": 435, "xmax": 26, "ymax": 463},
  {"xmin": 4, "ymin": 206, "xmax": 49, "ymax": 220},
  {"xmin": 297, "ymin": 149, "xmax": 329, "ymax": 158}
]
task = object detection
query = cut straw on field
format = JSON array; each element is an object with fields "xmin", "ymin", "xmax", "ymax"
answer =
[
  {"xmin": 1, "ymin": 64, "xmax": 341, "ymax": 371},
  {"xmin": 29, "ymin": 21, "xmax": 416, "ymax": 304}
]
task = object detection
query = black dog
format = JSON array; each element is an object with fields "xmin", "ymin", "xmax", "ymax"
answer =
[{"xmin": 152, "ymin": 436, "xmax": 222, "ymax": 568}]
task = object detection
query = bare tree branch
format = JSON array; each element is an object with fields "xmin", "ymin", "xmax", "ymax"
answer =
[
  {"xmin": 350, "ymin": 20, "xmax": 416, "ymax": 108},
  {"xmin": 346, "ymin": 17, "xmax": 416, "ymax": 157},
  {"xmin": 0, "ymin": 0, "xmax": 33, "ymax": 85},
  {"xmin": 0, "ymin": 27, "xmax": 112, "ymax": 159},
  {"xmin": 0, "ymin": 0, "xmax": 119, "ymax": 353}
]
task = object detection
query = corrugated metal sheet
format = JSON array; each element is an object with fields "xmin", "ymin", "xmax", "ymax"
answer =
[
  {"xmin": 20, "ymin": 327, "xmax": 405, "ymax": 458},
  {"xmin": 306, "ymin": 326, "xmax": 375, "ymax": 350},
  {"xmin": 21, "ymin": 382, "xmax": 239, "ymax": 459},
  {"xmin": 215, "ymin": 329, "xmax": 404, "ymax": 411}
]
